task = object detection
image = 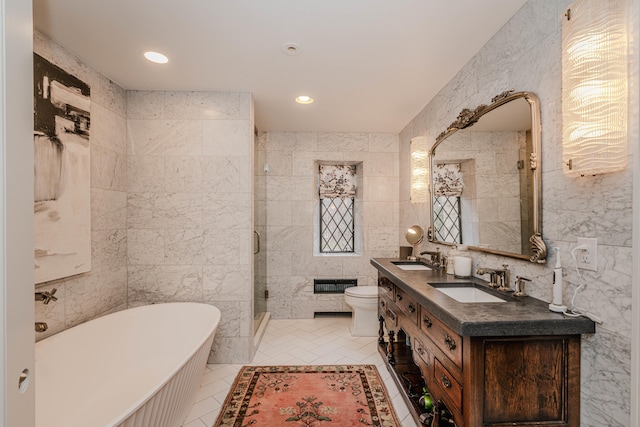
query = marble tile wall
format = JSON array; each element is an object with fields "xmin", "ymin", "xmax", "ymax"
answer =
[
  {"xmin": 34, "ymin": 31, "xmax": 128, "ymax": 341},
  {"xmin": 399, "ymin": 1, "xmax": 637, "ymax": 425},
  {"xmin": 262, "ymin": 132, "xmax": 399, "ymax": 319},
  {"xmin": 126, "ymin": 90, "xmax": 255, "ymax": 363}
]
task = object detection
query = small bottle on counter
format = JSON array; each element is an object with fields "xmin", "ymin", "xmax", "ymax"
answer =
[{"xmin": 446, "ymin": 246, "xmax": 457, "ymax": 275}]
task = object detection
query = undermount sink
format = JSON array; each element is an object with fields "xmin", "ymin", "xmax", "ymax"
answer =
[
  {"xmin": 391, "ymin": 261, "xmax": 432, "ymax": 271},
  {"xmin": 430, "ymin": 283, "xmax": 508, "ymax": 303}
]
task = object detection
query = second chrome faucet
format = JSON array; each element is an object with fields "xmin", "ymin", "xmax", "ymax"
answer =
[{"xmin": 476, "ymin": 264, "xmax": 511, "ymax": 291}]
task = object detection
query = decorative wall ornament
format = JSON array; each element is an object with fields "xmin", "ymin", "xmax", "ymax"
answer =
[
  {"xmin": 33, "ymin": 53, "xmax": 92, "ymax": 284},
  {"xmin": 410, "ymin": 136, "xmax": 429, "ymax": 203},
  {"xmin": 318, "ymin": 164, "xmax": 356, "ymax": 198},
  {"xmin": 561, "ymin": 0, "xmax": 628, "ymax": 176},
  {"xmin": 529, "ymin": 233, "xmax": 547, "ymax": 264}
]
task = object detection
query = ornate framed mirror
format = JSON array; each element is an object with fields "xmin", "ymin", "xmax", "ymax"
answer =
[{"xmin": 428, "ymin": 90, "xmax": 546, "ymax": 263}]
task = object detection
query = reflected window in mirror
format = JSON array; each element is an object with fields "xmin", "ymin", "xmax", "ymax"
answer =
[{"xmin": 433, "ymin": 163, "xmax": 463, "ymax": 244}]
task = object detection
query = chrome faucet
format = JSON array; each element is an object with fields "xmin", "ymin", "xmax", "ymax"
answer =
[
  {"xmin": 419, "ymin": 249, "xmax": 441, "ymax": 267},
  {"xmin": 35, "ymin": 322, "xmax": 48, "ymax": 333},
  {"xmin": 476, "ymin": 267, "xmax": 499, "ymax": 287},
  {"xmin": 35, "ymin": 288, "xmax": 58, "ymax": 305},
  {"xmin": 477, "ymin": 265, "xmax": 511, "ymax": 290}
]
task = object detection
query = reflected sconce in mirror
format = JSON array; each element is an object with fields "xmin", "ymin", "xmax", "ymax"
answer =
[
  {"xmin": 410, "ymin": 136, "xmax": 428, "ymax": 203},
  {"xmin": 562, "ymin": 0, "xmax": 628, "ymax": 177}
]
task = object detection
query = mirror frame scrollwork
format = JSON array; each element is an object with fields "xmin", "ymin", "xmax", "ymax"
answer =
[{"xmin": 429, "ymin": 90, "xmax": 547, "ymax": 263}]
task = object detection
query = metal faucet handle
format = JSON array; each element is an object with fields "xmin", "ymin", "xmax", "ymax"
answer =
[
  {"xmin": 513, "ymin": 276, "xmax": 531, "ymax": 297},
  {"xmin": 35, "ymin": 288, "xmax": 58, "ymax": 304},
  {"xmin": 497, "ymin": 265, "xmax": 512, "ymax": 291}
]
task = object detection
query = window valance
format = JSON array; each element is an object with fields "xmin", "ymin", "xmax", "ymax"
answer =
[
  {"xmin": 319, "ymin": 164, "xmax": 356, "ymax": 198},
  {"xmin": 433, "ymin": 163, "xmax": 464, "ymax": 196}
]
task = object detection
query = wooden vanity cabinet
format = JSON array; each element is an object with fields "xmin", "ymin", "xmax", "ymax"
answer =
[{"xmin": 377, "ymin": 273, "xmax": 581, "ymax": 427}]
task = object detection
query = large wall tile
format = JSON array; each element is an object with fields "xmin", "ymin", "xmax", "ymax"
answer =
[
  {"xmin": 91, "ymin": 188, "xmax": 126, "ymax": 230},
  {"xmin": 165, "ymin": 156, "xmax": 203, "ymax": 193},
  {"xmin": 91, "ymin": 229, "xmax": 127, "ymax": 272},
  {"xmin": 128, "ymin": 156, "xmax": 165, "ymax": 192},
  {"xmin": 127, "ymin": 192, "xmax": 203, "ymax": 229},
  {"xmin": 318, "ymin": 132, "xmax": 368, "ymax": 152},
  {"xmin": 202, "ymin": 120, "xmax": 251, "ymax": 156},
  {"xmin": 165, "ymin": 92, "xmax": 240, "ymax": 120},
  {"xmin": 128, "ymin": 265, "xmax": 203, "ymax": 304},
  {"xmin": 202, "ymin": 156, "xmax": 251, "ymax": 193},
  {"xmin": 91, "ymin": 144, "xmax": 127, "ymax": 191},
  {"xmin": 203, "ymin": 192, "xmax": 252, "ymax": 230},
  {"xmin": 203, "ymin": 267, "xmax": 251, "ymax": 301},
  {"xmin": 126, "ymin": 91, "xmax": 165, "ymax": 119},
  {"xmin": 267, "ymin": 132, "xmax": 318, "ymax": 152},
  {"xmin": 127, "ymin": 229, "xmax": 165, "ymax": 265},
  {"xmin": 369, "ymin": 133, "xmax": 399, "ymax": 153},
  {"xmin": 165, "ymin": 229, "xmax": 206, "ymax": 265},
  {"xmin": 91, "ymin": 103, "xmax": 127, "ymax": 154},
  {"xmin": 127, "ymin": 119, "xmax": 202, "ymax": 156}
]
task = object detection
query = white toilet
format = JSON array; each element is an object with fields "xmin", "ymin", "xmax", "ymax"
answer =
[{"xmin": 344, "ymin": 286, "xmax": 379, "ymax": 337}]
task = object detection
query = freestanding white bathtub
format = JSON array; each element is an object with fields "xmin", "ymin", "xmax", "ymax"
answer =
[{"xmin": 35, "ymin": 302, "xmax": 221, "ymax": 427}]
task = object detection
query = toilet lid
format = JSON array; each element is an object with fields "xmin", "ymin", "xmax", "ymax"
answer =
[{"xmin": 344, "ymin": 286, "xmax": 378, "ymax": 298}]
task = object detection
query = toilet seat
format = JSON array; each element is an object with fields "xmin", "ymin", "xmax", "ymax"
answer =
[{"xmin": 344, "ymin": 286, "xmax": 378, "ymax": 298}]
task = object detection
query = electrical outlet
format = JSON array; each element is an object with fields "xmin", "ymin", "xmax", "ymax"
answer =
[{"xmin": 576, "ymin": 237, "xmax": 597, "ymax": 271}]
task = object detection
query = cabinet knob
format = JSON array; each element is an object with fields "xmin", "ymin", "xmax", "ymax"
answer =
[
  {"xmin": 408, "ymin": 303, "xmax": 415, "ymax": 313},
  {"xmin": 417, "ymin": 346, "xmax": 425, "ymax": 355},
  {"xmin": 396, "ymin": 294, "xmax": 403, "ymax": 301},
  {"xmin": 440, "ymin": 375, "xmax": 452, "ymax": 389},
  {"xmin": 444, "ymin": 335, "xmax": 457, "ymax": 351},
  {"xmin": 423, "ymin": 316, "xmax": 433, "ymax": 328},
  {"xmin": 380, "ymin": 300, "xmax": 386, "ymax": 308}
]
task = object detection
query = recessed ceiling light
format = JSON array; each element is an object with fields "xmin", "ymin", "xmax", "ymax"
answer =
[
  {"xmin": 295, "ymin": 95, "xmax": 314, "ymax": 104},
  {"xmin": 144, "ymin": 51, "xmax": 169, "ymax": 64},
  {"xmin": 282, "ymin": 43, "xmax": 302, "ymax": 56}
]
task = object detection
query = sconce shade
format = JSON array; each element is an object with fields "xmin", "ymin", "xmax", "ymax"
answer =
[
  {"xmin": 410, "ymin": 137, "xmax": 428, "ymax": 203},
  {"xmin": 562, "ymin": 0, "xmax": 628, "ymax": 176}
]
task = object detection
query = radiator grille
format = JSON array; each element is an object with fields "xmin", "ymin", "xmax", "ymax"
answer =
[{"xmin": 313, "ymin": 279, "xmax": 357, "ymax": 294}]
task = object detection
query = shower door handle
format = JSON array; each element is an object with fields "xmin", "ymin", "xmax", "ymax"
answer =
[{"xmin": 254, "ymin": 230, "xmax": 261, "ymax": 255}]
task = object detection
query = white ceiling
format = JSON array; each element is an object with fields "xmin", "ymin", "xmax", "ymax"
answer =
[{"xmin": 33, "ymin": 1, "xmax": 527, "ymax": 133}]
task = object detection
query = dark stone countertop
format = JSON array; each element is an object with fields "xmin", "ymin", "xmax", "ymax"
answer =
[{"xmin": 371, "ymin": 258, "xmax": 596, "ymax": 337}]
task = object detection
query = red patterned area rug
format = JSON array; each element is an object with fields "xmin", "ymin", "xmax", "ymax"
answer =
[{"xmin": 213, "ymin": 365, "xmax": 402, "ymax": 427}]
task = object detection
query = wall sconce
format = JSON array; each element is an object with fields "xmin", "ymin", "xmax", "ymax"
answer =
[
  {"xmin": 410, "ymin": 136, "xmax": 428, "ymax": 203},
  {"xmin": 561, "ymin": 0, "xmax": 628, "ymax": 176}
]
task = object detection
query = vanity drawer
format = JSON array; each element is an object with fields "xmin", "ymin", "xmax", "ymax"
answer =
[
  {"xmin": 413, "ymin": 336, "xmax": 431, "ymax": 366},
  {"xmin": 378, "ymin": 295, "xmax": 394, "ymax": 317},
  {"xmin": 395, "ymin": 287, "xmax": 418, "ymax": 324},
  {"xmin": 378, "ymin": 275, "xmax": 394, "ymax": 300},
  {"xmin": 420, "ymin": 306, "xmax": 463, "ymax": 369},
  {"xmin": 434, "ymin": 358, "xmax": 463, "ymax": 412},
  {"xmin": 379, "ymin": 295, "xmax": 398, "ymax": 329}
]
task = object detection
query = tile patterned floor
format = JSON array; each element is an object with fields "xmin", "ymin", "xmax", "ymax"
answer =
[{"xmin": 181, "ymin": 316, "xmax": 418, "ymax": 427}]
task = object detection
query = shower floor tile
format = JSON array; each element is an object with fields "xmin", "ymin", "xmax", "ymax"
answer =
[{"xmin": 181, "ymin": 316, "xmax": 417, "ymax": 427}]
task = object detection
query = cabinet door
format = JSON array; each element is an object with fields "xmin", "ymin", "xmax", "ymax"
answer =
[{"xmin": 471, "ymin": 336, "xmax": 580, "ymax": 427}]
